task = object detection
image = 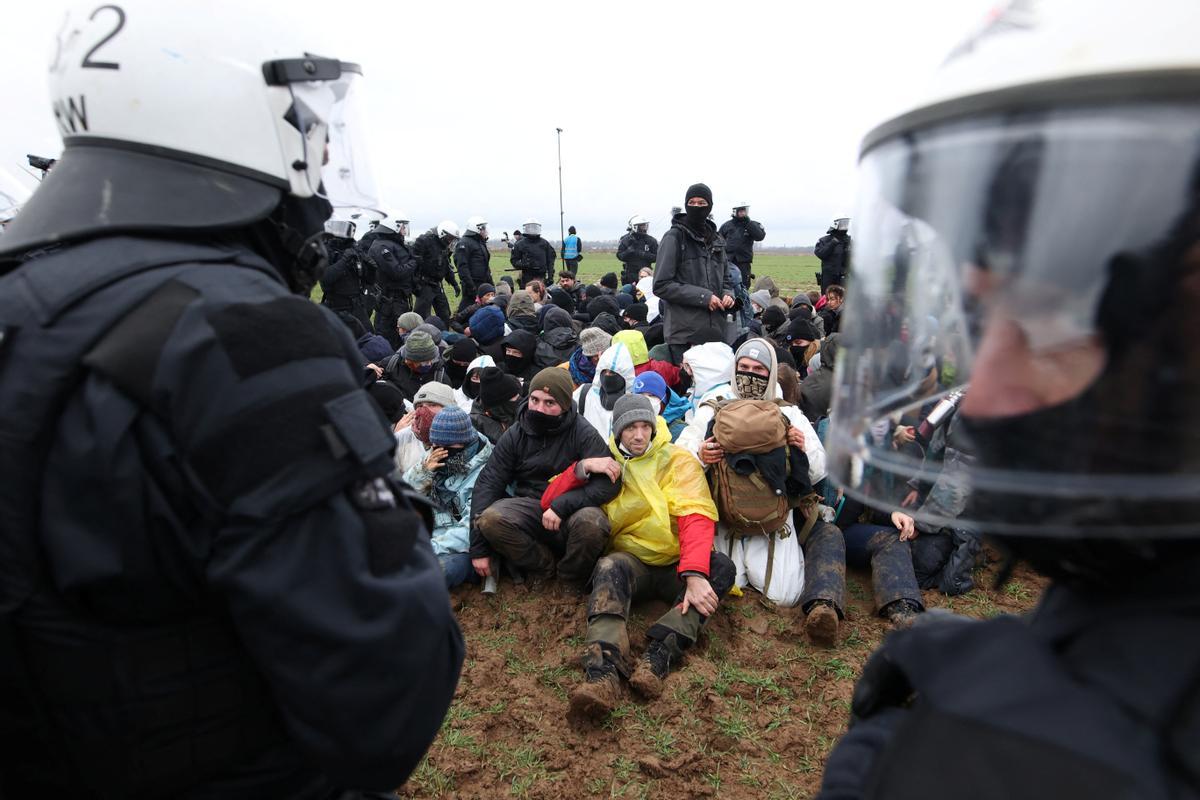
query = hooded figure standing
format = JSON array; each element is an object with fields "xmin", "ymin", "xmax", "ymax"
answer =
[
  {"xmin": 653, "ymin": 183, "xmax": 736, "ymax": 364},
  {"xmin": 574, "ymin": 341, "xmax": 637, "ymax": 439}
]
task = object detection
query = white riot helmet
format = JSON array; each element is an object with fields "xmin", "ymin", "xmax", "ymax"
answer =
[
  {"xmin": 829, "ymin": 0, "xmax": 1200, "ymax": 545},
  {"xmin": 628, "ymin": 214, "xmax": 649, "ymax": 234},
  {"xmin": 465, "ymin": 215, "xmax": 488, "ymax": 237},
  {"xmin": 833, "ymin": 217, "xmax": 850, "ymax": 232},
  {"xmin": 522, "ymin": 218, "xmax": 542, "ymax": 236},
  {"xmin": 732, "ymin": 202, "xmax": 750, "ymax": 216},
  {"xmin": 437, "ymin": 220, "xmax": 461, "ymax": 241},
  {"xmin": 0, "ymin": 0, "xmax": 380, "ymax": 258},
  {"xmin": 376, "ymin": 211, "xmax": 410, "ymax": 237}
]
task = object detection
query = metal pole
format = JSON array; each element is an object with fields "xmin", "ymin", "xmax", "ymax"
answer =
[{"xmin": 556, "ymin": 128, "xmax": 565, "ymax": 248}]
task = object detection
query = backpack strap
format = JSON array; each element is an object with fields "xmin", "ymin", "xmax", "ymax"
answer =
[
  {"xmin": 795, "ymin": 492, "xmax": 823, "ymax": 546},
  {"xmin": 578, "ymin": 383, "xmax": 591, "ymax": 415}
]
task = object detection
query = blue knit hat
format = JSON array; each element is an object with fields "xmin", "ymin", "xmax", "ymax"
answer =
[
  {"xmin": 469, "ymin": 305, "xmax": 506, "ymax": 345},
  {"xmin": 429, "ymin": 407, "xmax": 476, "ymax": 447},
  {"xmin": 632, "ymin": 371, "xmax": 668, "ymax": 404}
]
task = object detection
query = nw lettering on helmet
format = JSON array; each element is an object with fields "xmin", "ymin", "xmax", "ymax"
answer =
[{"xmin": 53, "ymin": 95, "xmax": 89, "ymax": 135}]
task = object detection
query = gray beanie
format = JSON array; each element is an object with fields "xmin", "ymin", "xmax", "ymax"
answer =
[
  {"xmin": 413, "ymin": 381, "xmax": 456, "ymax": 409},
  {"xmin": 402, "ymin": 331, "xmax": 439, "ymax": 362},
  {"xmin": 415, "ymin": 322, "xmax": 444, "ymax": 346},
  {"xmin": 611, "ymin": 394, "xmax": 657, "ymax": 441},
  {"xmin": 735, "ymin": 338, "xmax": 773, "ymax": 371},
  {"xmin": 579, "ymin": 327, "xmax": 612, "ymax": 358},
  {"xmin": 749, "ymin": 290, "xmax": 773, "ymax": 312},
  {"xmin": 397, "ymin": 311, "xmax": 424, "ymax": 332}
]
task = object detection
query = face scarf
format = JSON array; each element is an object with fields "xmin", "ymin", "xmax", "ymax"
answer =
[
  {"xmin": 464, "ymin": 371, "xmax": 482, "ymax": 399},
  {"xmin": 735, "ymin": 370, "xmax": 769, "ymax": 400},
  {"xmin": 684, "ymin": 205, "xmax": 710, "ymax": 233},
  {"xmin": 409, "ymin": 359, "xmax": 436, "ymax": 376},
  {"xmin": 599, "ymin": 372, "xmax": 626, "ymax": 411},
  {"xmin": 445, "ymin": 361, "xmax": 469, "ymax": 388},
  {"xmin": 526, "ymin": 409, "xmax": 560, "ymax": 436},
  {"xmin": 505, "ymin": 353, "xmax": 528, "ymax": 375},
  {"xmin": 441, "ymin": 437, "xmax": 482, "ymax": 475},
  {"xmin": 487, "ymin": 398, "xmax": 519, "ymax": 425},
  {"xmin": 411, "ymin": 405, "xmax": 438, "ymax": 446},
  {"xmin": 569, "ymin": 348, "xmax": 597, "ymax": 384}
]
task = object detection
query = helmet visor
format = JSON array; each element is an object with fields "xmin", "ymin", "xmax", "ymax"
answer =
[
  {"xmin": 287, "ymin": 68, "xmax": 380, "ymax": 215},
  {"xmin": 829, "ymin": 103, "xmax": 1200, "ymax": 538}
]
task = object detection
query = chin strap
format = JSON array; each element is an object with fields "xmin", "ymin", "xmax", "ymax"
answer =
[{"xmin": 274, "ymin": 221, "xmax": 328, "ymax": 296}]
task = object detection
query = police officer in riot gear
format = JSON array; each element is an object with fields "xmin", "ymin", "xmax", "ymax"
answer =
[
  {"xmin": 718, "ymin": 202, "xmax": 766, "ymax": 289},
  {"xmin": 319, "ymin": 219, "xmax": 378, "ymax": 337},
  {"xmin": 814, "ymin": 217, "xmax": 851, "ymax": 292},
  {"xmin": 369, "ymin": 211, "xmax": 418, "ymax": 349},
  {"xmin": 0, "ymin": 3, "xmax": 463, "ymax": 797},
  {"xmin": 412, "ymin": 220, "xmax": 462, "ymax": 323},
  {"xmin": 819, "ymin": 3, "xmax": 1200, "ymax": 797},
  {"xmin": 454, "ymin": 215, "xmax": 493, "ymax": 312},
  {"xmin": 617, "ymin": 215, "xmax": 658, "ymax": 287},
  {"xmin": 510, "ymin": 217, "xmax": 556, "ymax": 288}
]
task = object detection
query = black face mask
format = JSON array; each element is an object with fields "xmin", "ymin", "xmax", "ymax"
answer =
[
  {"xmin": 445, "ymin": 362, "xmax": 469, "ymax": 387},
  {"xmin": 600, "ymin": 372, "xmax": 626, "ymax": 397},
  {"xmin": 684, "ymin": 205, "xmax": 710, "ymax": 232},
  {"xmin": 488, "ymin": 398, "xmax": 519, "ymax": 424},
  {"xmin": 526, "ymin": 408, "xmax": 559, "ymax": 435},
  {"xmin": 505, "ymin": 354, "xmax": 528, "ymax": 374},
  {"xmin": 464, "ymin": 376, "xmax": 481, "ymax": 400},
  {"xmin": 676, "ymin": 369, "xmax": 693, "ymax": 396}
]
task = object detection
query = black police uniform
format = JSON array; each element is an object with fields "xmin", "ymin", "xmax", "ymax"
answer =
[
  {"xmin": 319, "ymin": 233, "xmax": 378, "ymax": 337},
  {"xmin": 0, "ymin": 232, "xmax": 464, "ymax": 798},
  {"xmin": 411, "ymin": 229, "xmax": 460, "ymax": 323},
  {"xmin": 616, "ymin": 230, "xmax": 659, "ymax": 286},
  {"xmin": 510, "ymin": 233, "xmax": 556, "ymax": 288},
  {"xmin": 453, "ymin": 231, "xmax": 493, "ymax": 311},
  {"xmin": 817, "ymin": 563, "xmax": 1200, "ymax": 799},
  {"xmin": 718, "ymin": 216, "xmax": 766, "ymax": 288},
  {"xmin": 814, "ymin": 230, "xmax": 850, "ymax": 291},
  {"xmin": 368, "ymin": 230, "xmax": 416, "ymax": 349}
]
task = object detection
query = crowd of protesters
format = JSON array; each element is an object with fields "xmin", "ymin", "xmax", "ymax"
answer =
[{"xmin": 326, "ymin": 183, "xmax": 979, "ymax": 718}]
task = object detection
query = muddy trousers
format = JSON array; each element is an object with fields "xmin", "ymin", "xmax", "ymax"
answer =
[
  {"xmin": 476, "ymin": 497, "xmax": 609, "ymax": 585},
  {"xmin": 583, "ymin": 551, "xmax": 736, "ymax": 676},
  {"xmin": 798, "ymin": 521, "xmax": 923, "ymax": 617}
]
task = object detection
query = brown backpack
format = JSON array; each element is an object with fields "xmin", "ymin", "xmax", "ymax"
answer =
[{"xmin": 706, "ymin": 399, "xmax": 816, "ymax": 537}]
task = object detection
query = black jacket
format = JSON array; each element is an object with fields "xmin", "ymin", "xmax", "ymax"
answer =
[
  {"xmin": 368, "ymin": 232, "xmax": 416, "ymax": 297},
  {"xmin": 469, "ymin": 402, "xmax": 618, "ymax": 558},
  {"xmin": 800, "ymin": 333, "xmax": 839, "ymax": 423},
  {"xmin": 320, "ymin": 235, "xmax": 376, "ymax": 312},
  {"xmin": 0, "ymin": 235, "xmax": 462, "ymax": 797},
  {"xmin": 814, "ymin": 231, "xmax": 850, "ymax": 278},
  {"xmin": 453, "ymin": 232, "xmax": 492, "ymax": 294},
  {"xmin": 616, "ymin": 232, "xmax": 659, "ymax": 274},
  {"xmin": 536, "ymin": 327, "xmax": 579, "ymax": 368},
  {"xmin": 382, "ymin": 354, "xmax": 448, "ymax": 403},
  {"xmin": 412, "ymin": 229, "xmax": 460, "ymax": 291},
  {"xmin": 470, "ymin": 408, "xmax": 510, "ymax": 446},
  {"xmin": 652, "ymin": 215, "xmax": 734, "ymax": 346},
  {"xmin": 510, "ymin": 234, "xmax": 557, "ymax": 282},
  {"xmin": 718, "ymin": 217, "xmax": 766, "ymax": 265}
]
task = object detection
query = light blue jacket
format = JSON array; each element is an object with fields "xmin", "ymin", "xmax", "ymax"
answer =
[{"xmin": 403, "ymin": 434, "xmax": 494, "ymax": 556}]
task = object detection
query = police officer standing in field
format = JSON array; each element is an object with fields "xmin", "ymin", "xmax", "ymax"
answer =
[
  {"xmin": 0, "ymin": 3, "xmax": 463, "ymax": 796},
  {"xmin": 510, "ymin": 217, "xmax": 557, "ymax": 288},
  {"xmin": 718, "ymin": 202, "xmax": 765, "ymax": 289},
  {"xmin": 368, "ymin": 210, "xmax": 418, "ymax": 349},
  {"xmin": 319, "ymin": 218, "xmax": 377, "ymax": 337},
  {"xmin": 819, "ymin": 3, "xmax": 1200, "ymax": 797},
  {"xmin": 412, "ymin": 220, "xmax": 462, "ymax": 324},
  {"xmin": 814, "ymin": 217, "xmax": 851, "ymax": 291},
  {"xmin": 455, "ymin": 215, "xmax": 494, "ymax": 312},
  {"xmin": 617, "ymin": 215, "xmax": 658, "ymax": 286}
]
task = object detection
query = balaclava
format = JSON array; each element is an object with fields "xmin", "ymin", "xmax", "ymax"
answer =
[{"xmin": 684, "ymin": 183, "xmax": 713, "ymax": 234}]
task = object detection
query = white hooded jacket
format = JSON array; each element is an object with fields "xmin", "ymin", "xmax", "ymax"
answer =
[
  {"xmin": 573, "ymin": 341, "xmax": 636, "ymax": 438},
  {"xmin": 635, "ymin": 275, "xmax": 661, "ymax": 324},
  {"xmin": 453, "ymin": 354, "xmax": 496, "ymax": 413}
]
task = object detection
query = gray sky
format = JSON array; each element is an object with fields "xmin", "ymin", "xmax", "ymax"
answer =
[{"xmin": 2, "ymin": 1, "xmax": 995, "ymax": 245}]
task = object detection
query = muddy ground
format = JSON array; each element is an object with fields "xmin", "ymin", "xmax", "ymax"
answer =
[{"xmin": 399, "ymin": 551, "xmax": 1047, "ymax": 799}]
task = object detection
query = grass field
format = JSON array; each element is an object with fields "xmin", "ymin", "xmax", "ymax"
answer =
[{"xmin": 310, "ymin": 251, "xmax": 823, "ymax": 306}]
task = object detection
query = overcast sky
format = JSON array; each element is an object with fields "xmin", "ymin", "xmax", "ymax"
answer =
[{"xmin": 2, "ymin": 0, "xmax": 996, "ymax": 245}]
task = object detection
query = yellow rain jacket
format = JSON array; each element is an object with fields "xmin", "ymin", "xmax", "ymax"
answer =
[{"xmin": 605, "ymin": 417, "xmax": 718, "ymax": 566}]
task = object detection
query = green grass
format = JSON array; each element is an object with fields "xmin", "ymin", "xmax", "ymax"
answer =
[{"xmin": 308, "ymin": 251, "xmax": 821, "ymax": 306}]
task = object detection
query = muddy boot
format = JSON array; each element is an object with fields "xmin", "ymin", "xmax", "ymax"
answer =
[
  {"xmin": 883, "ymin": 599, "xmax": 922, "ymax": 630},
  {"xmin": 805, "ymin": 601, "xmax": 839, "ymax": 647},
  {"xmin": 568, "ymin": 663, "xmax": 622, "ymax": 720},
  {"xmin": 629, "ymin": 641, "xmax": 671, "ymax": 700}
]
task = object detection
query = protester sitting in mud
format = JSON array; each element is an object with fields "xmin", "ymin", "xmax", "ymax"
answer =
[
  {"xmin": 470, "ymin": 368, "xmax": 619, "ymax": 589},
  {"xmin": 453, "ymin": 354, "xmax": 494, "ymax": 412},
  {"xmin": 470, "ymin": 367, "xmax": 522, "ymax": 445},
  {"xmin": 403, "ymin": 407, "xmax": 495, "ymax": 590},
  {"xmin": 565, "ymin": 328, "xmax": 612, "ymax": 387},
  {"xmin": 391, "ymin": 381, "xmax": 457, "ymax": 475},
  {"xmin": 574, "ymin": 340, "xmax": 637, "ymax": 438},
  {"xmin": 549, "ymin": 395, "xmax": 735, "ymax": 718}
]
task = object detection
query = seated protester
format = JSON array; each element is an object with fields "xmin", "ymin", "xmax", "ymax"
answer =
[
  {"xmin": 366, "ymin": 379, "xmax": 406, "ymax": 427},
  {"xmin": 496, "ymin": 275, "xmax": 515, "ymax": 296},
  {"xmin": 525, "ymin": 279, "xmax": 547, "ymax": 310},
  {"xmin": 402, "ymin": 407, "xmax": 495, "ymax": 590},
  {"xmin": 557, "ymin": 395, "xmax": 735, "ymax": 717},
  {"xmin": 599, "ymin": 272, "xmax": 620, "ymax": 295},
  {"xmin": 777, "ymin": 362, "xmax": 803, "ymax": 407},
  {"xmin": 470, "ymin": 366, "xmax": 521, "ymax": 445},
  {"xmin": 393, "ymin": 381, "xmax": 456, "ymax": 475},
  {"xmin": 556, "ymin": 271, "xmax": 583, "ymax": 307},
  {"xmin": 454, "ymin": 354, "xmax": 495, "ymax": 413},
  {"xmin": 612, "ymin": 329, "xmax": 683, "ymax": 389},
  {"xmin": 501, "ymin": 329, "xmax": 540, "ymax": 390},
  {"xmin": 467, "ymin": 304, "xmax": 508, "ymax": 362},
  {"xmin": 762, "ymin": 306, "xmax": 789, "ymax": 343},
  {"xmin": 588, "ymin": 293, "xmax": 621, "ymax": 324},
  {"xmin": 749, "ymin": 289, "xmax": 773, "ymax": 319},
  {"xmin": 673, "ymin": 342, "xmax": 735, "ymax": 434},
  {"xmin": 634, "ymin": 276, "xmax": 661, "ymax": 325},
  {"xmin": 591, "ymin": 312, "xmax": 623, "ymax": 337},
  {"xmin": 818, "ymin": 284, "xmax": 845, "ymax": 335},
  {"xmin": 444, "ymin": 337, "xmax": 478, "ymax": 391},
  {"xmin": 566, "ymin": 328, "xmax": 612, "ymax": 387},
  {"xmin": 781, "ymin": 317, "xmax": 820, "ymax": 379},
  {"xmin": 790, "ymin": 299, "xmax": 826, "ymax": 339},
  {"xmin": 800, "ymin": 333, "xmax": 840, "ymax": 424},
  {"xmin": 470, "ymin": 368, "xmax": 620, "ymax": 588},
  {"xmin": 395, "ymin": 311, "xmax": 424, "ymax": 346},
  {"xmin": 548, "ymin": 285, "xmax": 577, "ymax": 316},
  {"xmin": 358, "ymin": 333, "xmax": 394, "ymax": 368},
  {"xmin": 686, "ymin": 338, "xmax": 827, "ymax": 607},
  {"xmin": 631, "ymin": 371, "xmax": 691, "ymax": 442},
  {"xmin": 507, "ymin": 290, "xmax": 540, "ymax": 335},
  {"xmin": 415, "ymin": 322, "xmax": 447, "ymax": 355},
  {"xmin": 753, "ymin": 276, "xmax": 791, "ymax": 317},
  {"xmin": 382, "ymin": 330, "xmax": 447, "ymax": 405},
  {"xmin": 622, "ymin": 302, "xmax": 649, "ymax": 332},
  {"xmin": 537, "ymin": 306, "xmax": 580, "ymax": 368},
  {"xmin": 578, "ymin": 284, "xmax": 603, "ymax": 316},
  {"xmin": 615, "ymin": 292, "xmax": 634, "ymax": 314},
  {"xmin": 574, "ymin": 341, "xmax": 636, "ymax": 438},
  {"xmin": 451, "ymin": 283, "xmax": 496, "ymax": 331}
]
